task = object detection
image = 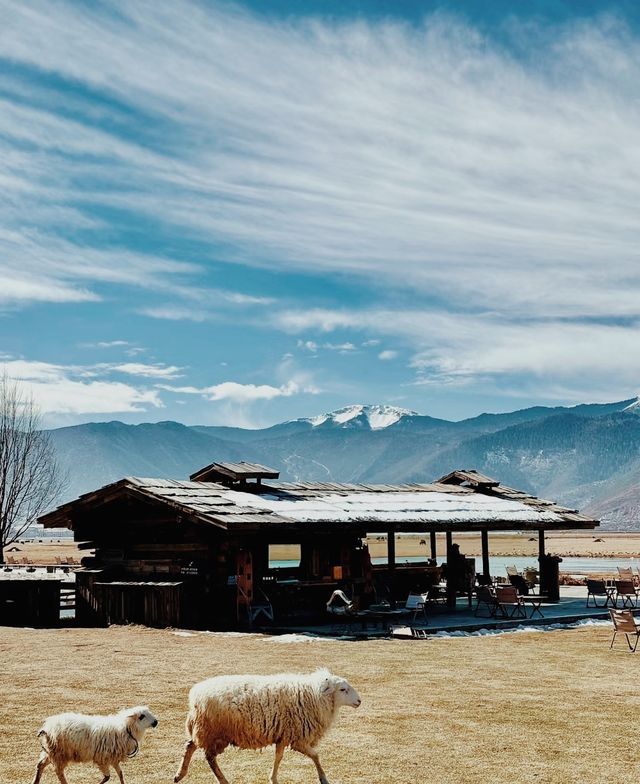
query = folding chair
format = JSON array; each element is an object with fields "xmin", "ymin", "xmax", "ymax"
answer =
[
  {"xmin": 474, "ymin": 585, "xmax": 498, "ymax": 617},
  {"xmin": 496, "ymin": 585, "xmax": 527, "ymax": 618},
  {"xmin": 402, "ymin": 593, "xmax": 429, "ymax": 622},
  {"xmin": 508, "ymin": 574, "xmax": 530, "ymax": 596},
  {"xmin": 614, "ymin": 580, "xmax": 638, "ymax": 609},
  {"xmin": 609, "ymin": 609, "xmax": 640, "ymax": 652},
  {"xmin": 586, "ymin": 579, "xmax": 615, "ymax": 608}
]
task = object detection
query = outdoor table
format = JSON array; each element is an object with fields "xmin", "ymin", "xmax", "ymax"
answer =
[{"xmin": 521, "ymin": 594, "xmax": 547, "ymax": 619}]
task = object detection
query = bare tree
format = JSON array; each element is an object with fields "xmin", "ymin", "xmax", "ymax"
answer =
[{"xmin": 0, "ymin": 372, "xmax": 66, "ymax": 563}]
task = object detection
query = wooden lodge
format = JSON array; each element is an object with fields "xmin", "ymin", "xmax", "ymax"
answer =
[{"xmin": 39, "ymin": 464, "xmax": 599, "ymax": 629}]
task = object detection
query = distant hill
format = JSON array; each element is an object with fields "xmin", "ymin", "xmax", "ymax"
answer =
[{"xmin": 47, "ymin": 398, "xmax": 640, "ymax": 530}]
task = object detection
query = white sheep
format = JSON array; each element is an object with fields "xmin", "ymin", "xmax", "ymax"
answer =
[
  {"xmin": 174, "ymin": 669, "xmax": 361, "ymax": 784},
  {"xmin": 31, "ymin": 705, "xmax": 158, "ymax": 784}
]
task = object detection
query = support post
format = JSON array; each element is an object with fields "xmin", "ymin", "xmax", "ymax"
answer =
[
  {"xmin": 538, "ymin": 529, "xmax": 546, "ymax": 560},
  {"xmin": 430, "ymin": 531, "xmax": 437, "ymax": 560},
  {"xmin": 387, "ymin": 529, "xmax": 396, "ymax": 571},
  {"xmin": 481, "ymin": 529, "xmax": 490, "ymax": 582},
  {"xmin": 387, "ymin": 529, "xmax": 396, "ymax": 602},
  {"xmin": 445, "ymin": 531, "xmax": 455, "ymax": 609}
]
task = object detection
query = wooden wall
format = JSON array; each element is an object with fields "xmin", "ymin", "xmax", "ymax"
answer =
[{"xmin": 0, "ymin": 580, "xmax": 61, "ymax": 627}]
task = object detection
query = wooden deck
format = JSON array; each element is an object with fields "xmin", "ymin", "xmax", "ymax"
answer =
[{"xmin": 261, "ymin": 586, "xmax": 612, "ymax": 639}]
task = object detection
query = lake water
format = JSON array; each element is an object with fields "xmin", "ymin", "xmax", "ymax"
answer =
[{"xmin": 270, "ymin": 555, "xmax": 640, "ymax": 574}]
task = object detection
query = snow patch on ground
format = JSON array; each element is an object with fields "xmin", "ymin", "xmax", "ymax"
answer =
[
  {"xmin": 269, "ymin": 633, "xmax": 322, "ymax": 643},
  {"xmin": 428, "ymin": 618, "xmax": 609, "ymax": 639}
]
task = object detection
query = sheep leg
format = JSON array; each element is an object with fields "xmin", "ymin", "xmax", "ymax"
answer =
[
  {"xmin": 204, "ymin": 750, "xmax": 230, "ymax": 784},
  {"xmin": 174, "ymin": 739, "xmax": 197, "ymax": 782},
  {"xmin": 113, "ymin": 762, "xmax": 126, "ymax": 784},
  {"xmin": 96, "ymin": 765, "xmax": 111, "ymax": 784},
  {"xmin": 269, "ymin": 741, "xmax": 286, "ymax": 784},
  {"xmin": 32, "ymin": 751, "xmax": 50, "ymax": 784},
  {"xmin": 52, "ymin": 763, "xmax": 70, "ymax": 784},
  {"xmin": 293, "ymin": 743, "xmax": 329, "ymax": 784}
]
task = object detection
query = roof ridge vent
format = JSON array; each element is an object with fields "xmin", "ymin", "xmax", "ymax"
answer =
[{"xmin": 190, "ymin": 461, "xmax": 279, "ymax": 489}]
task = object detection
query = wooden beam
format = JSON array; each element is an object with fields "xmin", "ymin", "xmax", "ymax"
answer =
[
  {"xmin": 538, "ymin": 529, "xmax": 546, "ymax": 560},
  {"xmin": 481, "ymin": 529, "xmax": 490, "ymax": 580}
]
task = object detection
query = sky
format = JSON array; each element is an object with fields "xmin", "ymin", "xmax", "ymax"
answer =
[{"xmin": 1, "ymin": 0, "xmax": 640, "ymax": 429}]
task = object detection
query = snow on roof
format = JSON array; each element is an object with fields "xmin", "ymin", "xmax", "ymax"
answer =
[
  {"xmin": 40, "ymin": 474, "xmax": 598, "ymax": 531},
  {"xmin": 219, "ymin": 489, "xmax": 564, "ymax": 525}
]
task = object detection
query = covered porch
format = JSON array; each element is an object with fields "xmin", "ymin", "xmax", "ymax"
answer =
[{"xmin": 38, "ymin": 466, "xmax": 599, "ymax": 631}]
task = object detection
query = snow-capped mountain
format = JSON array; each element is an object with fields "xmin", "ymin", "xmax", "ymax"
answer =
[
  {"xmin": 623, "ymin": 397, "xmax": 640, "ymax": 412},
  {"xmin": 304, "ymin": 404, "xmax": 418, "ymax": 430},
  {"xmin": 46, "ymin": 396, "xmax": 640, "ymax": 529}
]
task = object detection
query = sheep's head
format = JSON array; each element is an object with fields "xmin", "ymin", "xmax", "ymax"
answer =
[
  {"xmin": 322, "ymin": 676, "xmax": 361, "ymax": 709},
  {"xmin": 124, "ymin": 706, "xmax": 159, "ymax": 736}
]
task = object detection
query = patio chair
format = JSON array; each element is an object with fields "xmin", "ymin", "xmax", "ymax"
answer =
[
  {"xmin": 474, "ymin": 585, "xmax": 498, "ymax": 617},
  {"xmin": 495, "ymin": 585, "xmax": 527, "ymax": 618},
  {"xmin": 426, "ymin": 583, "xmax": 447, "ymax": 606},
  {"xmin": 609, "ymin": 609, "xmax": 640, "ymax": 652},
  {"xmin": 614, "ymin": 579, "xmax": 638, "ymax": 609},
  {"xmin": 586, "ymin": 578, "xmax": 615, "ymax": 608},
  {"xmin": 401, "ymin": 592, "xmax": 429, "ymax": 622},
  {"xmin": 505, "ymin": 565, "xmax": 521, "ymax": 578},
  {"xmin": 618, "ymin": 566, "xmax": 640, "ymax": 587},
  {"xmin": 508, "ymin": 574, "xmax": 530, "ymax": 596}
]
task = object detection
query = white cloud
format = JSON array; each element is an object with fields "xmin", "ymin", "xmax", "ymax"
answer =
[
  {"xmin": 161, "ymin": 380, "xmax": 304, "ymax": 403},
  {"xmin": 378, "ymin": 350, "xmax": 398, "ymax": 360},
  {"xmin": 1, "ymin": 3, "xmax": 639, "ymax": 324},
  {"xmin": 112, "ymin": 363, "xmax": 183, "ymax": 379},
  {"xmin": 271, "ymin": 304, "xmax": 640, "ymax": 399},
  {"xmin": 2, "ymin": 360, "xmax": 163, "ymax": 414},
  {"xmin": 2, "ymin": 3, "xmax": 640, "ymax": 405},
  {"xmin": 297, "ymin": 339, "xmax": 355, "ymax": 353},
  {"xmin": 95, "ymin": 340, "xmax": 129, "ymax": 348},
  {"xmin": 205, "ymin": 381, "xmax": 299, "ymax": 402}
]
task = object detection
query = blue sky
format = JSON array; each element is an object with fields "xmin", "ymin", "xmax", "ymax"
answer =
[{"xmin": 1, "ymin": 0, "xmax": 640, "ymax": 428}]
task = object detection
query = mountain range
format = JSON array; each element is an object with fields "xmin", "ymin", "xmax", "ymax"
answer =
[{"xmin": 47, "ymin": 399, "xmax": 640, "ymax": 530}]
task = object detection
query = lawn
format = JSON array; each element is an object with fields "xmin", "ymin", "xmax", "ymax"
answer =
[{"xmin": 1, "ymin": 623, "xmax": 637, "ymax": 783}]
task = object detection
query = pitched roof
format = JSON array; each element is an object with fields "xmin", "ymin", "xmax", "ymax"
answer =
[{"xmin": 39, "ymin": 472, "xmax": 599, "ymax": 532}]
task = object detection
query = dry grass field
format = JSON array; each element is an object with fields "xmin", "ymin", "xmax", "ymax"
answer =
[
  {"xmin": 2, "ymin": 623, "xmax": 639, "ymax": 783},
  {"xmin": 10, "ymin": 531, "xmax": 640, "ymax": 565}
]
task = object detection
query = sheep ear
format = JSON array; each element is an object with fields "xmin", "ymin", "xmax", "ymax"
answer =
[{"xmin": 321, "ymin": 678, "xmax": 335, "ymax": 695}]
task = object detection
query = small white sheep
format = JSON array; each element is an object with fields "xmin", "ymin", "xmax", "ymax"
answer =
[
  {"xmin": 174, "ymin": 669, "xmax": 361, "ymax": 784},
  {"xmin": 31, "ymin": 705, "xmax": 158, "ymax": 784}
]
